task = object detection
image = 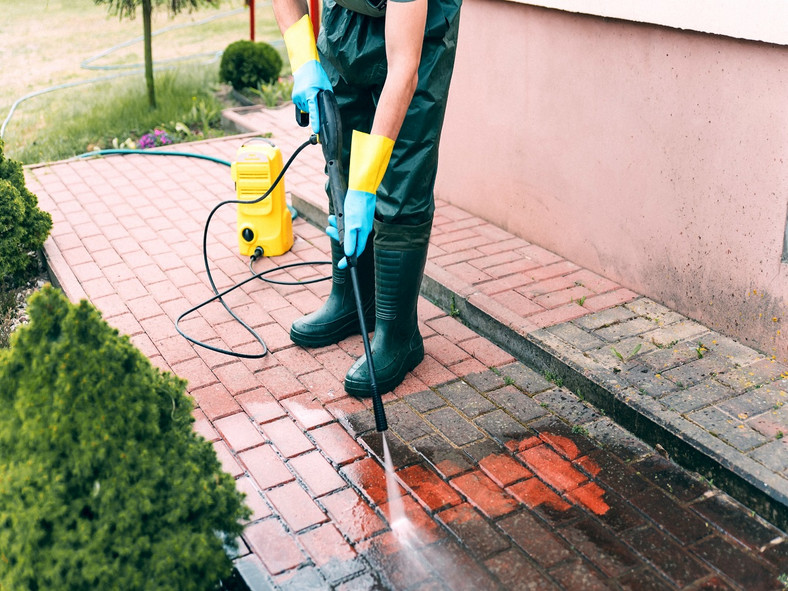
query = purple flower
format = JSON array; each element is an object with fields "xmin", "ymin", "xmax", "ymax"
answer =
[
  {"xmin": 139, "ymin": 129, "xmax": 173, "ymax": 149},
  {"xmin": 138, "ymin": 134, "xmax": 155, "ymax": 149}
]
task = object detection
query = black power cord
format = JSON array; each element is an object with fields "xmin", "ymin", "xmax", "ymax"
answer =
[{"xmin": 175, "ymin": 135, "xmax": 332, "ymax": 359}]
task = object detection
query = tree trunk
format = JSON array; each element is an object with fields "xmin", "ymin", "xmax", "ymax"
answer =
[{"xmin": 142, "ymin": 0, "xmax": 156, "ymax": 109}]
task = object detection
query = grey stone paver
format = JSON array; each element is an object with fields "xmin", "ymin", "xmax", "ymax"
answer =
[
  {"xmin": 533, "ymin": 388, "xmax": 601, "ymax": 425},
  {"xmin": 661, "ymin": 353, "xmax": 730, "ymax": 389},
  {"xmin": 749, "ymin": 439, "xmax": 788, "ymax": 475},
  {"xmin": 574, "ymin": 306, "xmax": 637, "ymax": 331},
  {"xmin": 620, "ymin": 362, "xmax": 680, "ymax": 398},
  {"xmin": 462, "ymin": 369, "xmax": 507, "ymax": 392},
  {"xmin": 435, "ymin": 380, "xmax": 497, "ymax": 418},
  {"xmin": 687, "ymin": 407, "xmax": 769, "ymax": 452},
  {"xmin": 496, "ymin": 362, "xmax": 552, "ymax": 394},
  {"xmin": 594, "ymin": 317, "xmax": 655, "ymax": 342},
  {"xmin": 385, "ymin": 401, "xmax": 435, "ymax": 442},
  {"xmin": 717, "ymin": 389, "xmax": 786, "ymax": 419},
  {"xmin": 487, "ymin": 386, "xmax": 550, "ymax": 423},
  {"xmin": 404, "ymin": 389, "xmax": 447, "ymax": 413},
  {"xmin": 474, "ymin": 409, "xmax": 532, "ymax": 446},
  {"xmin": 661, "ymin": 380, "xmax": 736, "ymax": 414},
  {"xmin": 425, "ymin": 407, "xmax": 486, "ymax": 446},
  {"xmin": 545, "ymin": 322, "xmax": 605, "ymax": 351}
]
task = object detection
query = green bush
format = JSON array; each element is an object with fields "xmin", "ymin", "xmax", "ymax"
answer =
[
  {"xmin": 0, "ymin": 139, "xmax": 52, "ymax": 283},
  {"xmin": 219, "ymin": 40, "xmax": 283, "ymax": 91},
  {"xmin": 0, "ymin": 286, "xmax": 250, "ymax": 590}
]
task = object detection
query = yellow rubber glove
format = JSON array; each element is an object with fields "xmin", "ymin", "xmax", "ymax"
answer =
[
  {"xmin": 328, "ymin": 130, "xmax": 395, "ymax": 267},
  {"xmin": 283, "ymin": 15, "xmax": 331, "ymax": 133},
  {"xmin": 348, "ymin": 130, "xmax": 395, "ymax": 195}
]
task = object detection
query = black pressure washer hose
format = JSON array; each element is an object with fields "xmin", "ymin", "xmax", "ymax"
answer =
[
  {"xmin": 78, "ymin": 102, "xmax": 389, "ymax": 432},
  {"xmin": 80, "ymin": 142, "xmax": 329, "ymax": 358}
]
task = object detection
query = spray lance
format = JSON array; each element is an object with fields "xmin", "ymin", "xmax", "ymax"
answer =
[{"xmin": 297, "ymin": 90, "xmax": 388, "ymax": 432}]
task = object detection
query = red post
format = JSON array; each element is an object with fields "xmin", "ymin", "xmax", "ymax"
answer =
[
  {"xmin": 309, "ymin": 0, "xmax": 320, "ymax": 36},
  {"xmin": 249, "ymin": 0, "xmax": 255, "ymax": 41}
]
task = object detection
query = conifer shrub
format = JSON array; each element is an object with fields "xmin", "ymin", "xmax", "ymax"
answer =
[
  {"xmin": 0, "ymin": 286, "xmax": 249, "ymax": 590},
  {"xmin": 219, "ymin": 40, "xmax": 283, "ymax": 90},
  {"xmin": 0, "ymin": 139, "xmax": 52, "ymax": 284}
]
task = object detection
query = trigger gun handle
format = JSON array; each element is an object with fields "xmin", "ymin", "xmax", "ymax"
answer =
[
  {"xmin": 295, "ymin": 105, "xmax": 310, "ymax": 128},
  {"xmin": 315, "ymin": 90, "xmax": 353, "ymax": 263}
]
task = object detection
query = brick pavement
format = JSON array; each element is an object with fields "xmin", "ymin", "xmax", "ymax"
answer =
[
  {"xmin": 226, "ymin": 106, "xmax": 788, "ymax": 532},
  {"xmin": 23, "ymin": 106, "xmax": 788, "ymax": 589}
]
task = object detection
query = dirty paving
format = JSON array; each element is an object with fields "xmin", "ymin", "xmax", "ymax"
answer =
[
  {"xmin": 229, "ymin": 361, "xmax": 788, "ymax": 590},
  {"xmin": 26, "ymin": 125, "xmax": 788, "ymax": 590}
]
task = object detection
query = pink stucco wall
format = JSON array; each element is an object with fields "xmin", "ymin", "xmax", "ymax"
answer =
[{"xmin": 436, "ymin": 0, "xmax": 788, "ymax": 360}]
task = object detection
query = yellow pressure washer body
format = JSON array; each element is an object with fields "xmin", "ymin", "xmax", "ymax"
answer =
[{"xmin": 231, "ymin": 139, "xmax": 293, "ymax": 257}]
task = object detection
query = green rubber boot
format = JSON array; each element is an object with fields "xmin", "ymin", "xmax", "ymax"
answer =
[
  {"xmin": 345, "ymin": 220, "xmax": 431, "ymax": 398},
  {"xmin": 290, "ymin": 237, "xmax": 375, "ymax": 348}
]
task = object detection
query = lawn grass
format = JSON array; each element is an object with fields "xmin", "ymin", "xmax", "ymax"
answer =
[
  {"xmin": 1, "ymin": 0, "xmax": 284, "ymax": 163},
  {"xmin": 13, "ymin": 66, "xmax": 227, "ymax": 164}
]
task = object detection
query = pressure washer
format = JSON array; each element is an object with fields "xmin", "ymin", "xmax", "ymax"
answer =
[{"xmin": 231, "ymin": 138, "xmax": 293, "ymax": 258}]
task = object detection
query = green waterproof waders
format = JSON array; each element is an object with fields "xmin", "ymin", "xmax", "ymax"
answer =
[
  {"xmin": 317, "ymin": 0, "xmax": 462, "ymax": 225},
  {"xmin": 290, "ymin": 0, "xmax": 461, "ymax": 394}
]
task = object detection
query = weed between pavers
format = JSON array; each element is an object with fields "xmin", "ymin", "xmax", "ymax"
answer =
[
  {"xmin": 449, "ymin": 295, "xmax": 460, "ymax": 318},
  {"xmin": 611, "ymin": 343, "xmax": 642, "ymax": 362},
  {"xmin": 544, "ymin": 371, "xmax": 564, "ymax": 387}
]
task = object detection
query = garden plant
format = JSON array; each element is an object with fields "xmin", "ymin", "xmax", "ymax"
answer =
[
  {"xmin": 219, "ymin": 39, "xmax": 283, "ymax": 91},
  {"xmin": 0, "ymin": 286, "xmax": 250, "ymax": 590},
  {"xmin": 0, "ymin": 139, "xmax": 51, "ymax": 283}
]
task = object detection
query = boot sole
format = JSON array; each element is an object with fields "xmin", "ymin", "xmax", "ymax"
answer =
[{"xmin": 344, "ymin": 344, "xmax": 424, "ymax": 399}]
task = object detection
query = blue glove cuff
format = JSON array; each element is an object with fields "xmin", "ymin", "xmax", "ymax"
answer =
[
  {"xmin": 343, "ymin": 189, "xmax": 376, "ymax": 262},
  {"xmin": 292, "ymin": 60, "xmax": 332, "ymax": 134}
]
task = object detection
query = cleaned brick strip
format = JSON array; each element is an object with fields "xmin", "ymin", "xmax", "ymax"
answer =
[
  {"xmin": 397, "ymin": 464, "xmax": 463, "ymax": 512},
  {"xmin": 288, "ymin": 451, "xmax": 346, "ymax": 497},
  {"xmin": 518, "ymin": 444, "xmax": 588, "ymax": 493},
  {"xmin": 320, "ymin": 487, "xmax": 387, "ymax": 543},
  {"xmin": 298, "ymin": 523, "xmax": 357, "ymax": 567},
  {"xmin": 478, "ymin": 453, "xmax": 533, "ymax": 487},
  {"xmin": 214, "ymin": 412, "xmax": 266, "ymax": 452},
  {"xmin": 450, "ymin": 470, "xmax": 519, "ymax": 518},
  {"xmin": 260, "ymin": 418, "xmax": 315, "ymax": 458},
  {"xmin": 311, "ymin": 422, "xmax": 366, "ymax": 466}
]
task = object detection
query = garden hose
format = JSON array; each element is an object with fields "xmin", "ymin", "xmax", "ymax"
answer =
[{"xmin": 77, "ymin": 148, "xmax": 232, "ymax": 167}]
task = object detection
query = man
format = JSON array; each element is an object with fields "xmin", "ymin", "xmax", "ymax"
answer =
[{"xmin": 274, "ymin": 0, "xmax": 461, "ymax": 397}]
